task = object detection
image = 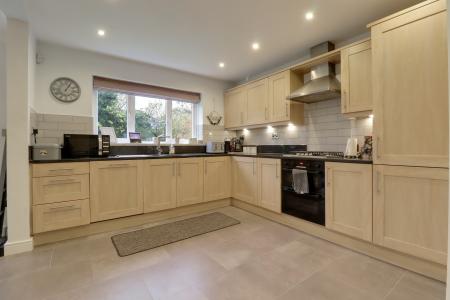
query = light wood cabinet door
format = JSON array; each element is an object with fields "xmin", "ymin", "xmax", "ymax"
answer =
[
  {"xmin": 245, "ymin": 78, "xmax": 268, "ymax": 125},
  {"xmin": 90, "ymin": 160, "xmax": 144, "ymax": 222},
  {"xmin": 268, "ymin": 71, "xmax": 290, "ymax": 122},
  {"xmin": 32, "ymin": 162, "xmax": 89, "ymax": 177},
  {"xmin": 340, "ymin": 40, "xmax": 372, "ymax": 115},
  {"xmin": 143, "ymin": 159, "xmax": 177, "ymax": 213},
  {"xmin": 373, "ymin": 165, "xmax": 448, "ymax": 264},
  {"xmin": 204, "ymin": 156, "xmax": 231, "ymax": 202},
  {"xmin": 177, "ymin": 158, "xmax": 204, "ymax": 206},
  {"xmin": 32, "ymin": 174, "xmax": 89, "ymax": 205},
  {"xmin": 257, "ymin": 158, "xmax": 281, "ymax": 213},
  {"xmin": 325, "ymin": 162, "xmax": 372, "ymax": 242},
  {"xmin": 371, "ymin": 0, "xmax": 448, "ymax": 167},
  {"xmin": 33, "ymin": 199, "xmax": 90, "ymax": 233},
  {"xmin": 224, "ymin": 86, "xmax": 246, "ymax": 129},
  {"xmin": 232, "ymin": 156, "xmax": 257, "ymax": 204}
]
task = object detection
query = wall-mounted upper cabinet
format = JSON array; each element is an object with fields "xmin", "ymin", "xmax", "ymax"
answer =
[
  {"xmin": 370, "ymin": 0, "xmax": 448, "ymax": 168},
  {"xmin": 224, "ymin": 86, "xmax": 246, "ymax": 128},
  {"xmin": 340, "ymin": 40, "xmax": 372, "ymax": 117},
  {"xmin": 224, "ymin": 70, "xmax": 303, "ymax": 130}
]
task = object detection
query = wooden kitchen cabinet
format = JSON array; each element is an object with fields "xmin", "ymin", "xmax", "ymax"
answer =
[
  {"xmin": 204, "ymin": 156, "xmax": 231, "ymax": 202},
  {"xmin": 267, "ymin": 70, "xmax": 304, "ymax": 123},
  {"xmin": 245, "ymin": 78, "xmax": 269, "ymax": 125},
  {"xmin": 257, "ymin": 158, "xmax": 281, "ymax": 213},
  {"xmin": 33, "ymin": 199, "xmax": 90, "ymax": 233},
  {"xmin": 325, "ymin": 162, "xmax": 372, "ymax": 242},
  {"xmin": 32, "ymin": 174, "xmax": 89, "ymax": 205},
  {"xmin": 232, "ymin": 156, "xmax": 258, "ymax": 205},
  {"xmin": 224, "ymin": 86, "xmax": 246, "ymax": 128},
  {"xmin": 90, "ymin": 160, "xmax": 143, "ymax": 222},
  {"xmin": 143, "ymin": 159, "xmax": 177, "ymax": 213},
  {"xmin": 340, "ymin": 40, "xmax": 372, "ymax": 116},
  {"xmin": 176, "ymin": 157, "xmax": 204, "ymax": 206},
  {"xmin": 370, "ymin": 0, "xmax": 448, "ymax": 167},
  {"xmin": 373, "ymin": 165, "xmax": 448, "ymax": 264}
]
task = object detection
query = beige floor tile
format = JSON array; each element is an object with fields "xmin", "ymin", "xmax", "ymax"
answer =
[
  {"xmin": 0, "ymin": 260, "xmax": 93, "ymax": 300},
  {"xmin": 91, "ymin": 246, "xmax": 170, "ymax": 282},
  {"xmin": 277, "ymin": 271, "xmax": 380, "ymax": 300},
  {"xmin": 0, "ymin": 247, "xmax": 53, "ymax": 282},
  {"xmin": 385, "ymin": 272, "xmax": 445, "ymax": 300},
  {"xmin": 296, "ymin": 233, "xmax": 354, "ymax": 259},
  {"xmin": 321, "ymin": 253, "xmax": 404, "ymax": 298}
]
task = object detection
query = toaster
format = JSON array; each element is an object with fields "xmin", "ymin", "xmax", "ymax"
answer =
[{"xmin": 206, "ymin": 142, "xmax": 225, "ymax": 153}]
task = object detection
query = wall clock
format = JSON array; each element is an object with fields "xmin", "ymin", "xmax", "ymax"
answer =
[{"xmin": 50, "ymin": 77, "xmax": 81, "ymax": 102}]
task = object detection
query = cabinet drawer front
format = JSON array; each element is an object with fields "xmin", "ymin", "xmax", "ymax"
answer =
[
  {"xmin": 33, "ymin": 174, "xmax": 89, "ymax": 205},
  {"xmin": 33, "ymin": 199, "xmax": 90, "ymax": 233},
  {"xmin": 32, "ymin": 162, "xmax": 90, "ymax": 177}
]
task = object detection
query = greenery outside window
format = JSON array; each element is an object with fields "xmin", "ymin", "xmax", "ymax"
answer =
[{"xmin": 97, "ymin": 89, "xmax": 197, "ymax": 143}]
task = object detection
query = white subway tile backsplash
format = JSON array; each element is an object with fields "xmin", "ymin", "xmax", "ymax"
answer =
[
  {"xmin": 237, "ymin": 99, "xmax": 373, "ymax": 152},
  {"xmin": 30, "ymin": 112, "xmax": 94, "ymax": 145}
]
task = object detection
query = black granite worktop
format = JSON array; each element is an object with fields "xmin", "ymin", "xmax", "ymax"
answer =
[{"xmin": 30, "ymin": 152, "xmax": 372, "ymax": 164}]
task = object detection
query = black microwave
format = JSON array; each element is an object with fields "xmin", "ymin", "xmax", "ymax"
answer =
[{"xmin": 62, "ymin": 134, "xmax": 110, "ymax": 158}]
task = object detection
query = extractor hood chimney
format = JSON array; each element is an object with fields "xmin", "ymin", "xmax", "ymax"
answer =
[{"xmin": 287, "ymin": 42, "xmax": 341, "ymax": 103}]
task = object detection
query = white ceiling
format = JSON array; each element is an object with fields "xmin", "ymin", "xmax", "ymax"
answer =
[{"xmin": 1, "ymin": 0, "xmax": 422, "ymax": 82}]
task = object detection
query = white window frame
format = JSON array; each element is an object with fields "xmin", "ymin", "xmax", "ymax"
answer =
[{"xmin": 97, "ymin": 89, "xmax": 198, "ymax": 144}]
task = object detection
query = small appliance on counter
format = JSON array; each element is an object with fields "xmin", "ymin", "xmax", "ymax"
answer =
[
  {"xmin": 230, "ymin": 136, "xmax": 244, "ymax": 152},
  {"xmin": 62, "ymin": 134, "xmax": 110, "ymax": 158},
  {"xmin": 224, "ymin": 140, "xmax": 231, "ymax": 153},
  {"xmin": 206, "ymin": 141, "xmax": 225, "ymax": 153},
  {"xmin": 128, "ymin": 132, "xmax": 141, "ymax": 143},
  {"xmin": 32, "ymin": 144, "xmax": 62, "ymax": 161}
]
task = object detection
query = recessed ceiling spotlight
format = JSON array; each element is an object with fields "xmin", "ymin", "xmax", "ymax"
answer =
[
  {"xmin": 252, "ymin": 42, "xmax": 260, "ymax": 51},
  {"xmin": 97, "ymin": 29, "xmax": 106, "ymax": 37},
  {"xmin": 305, "ymin": 12, "xmax": 314, "ymax": 21},
  {"xmin": 219, "ymin": 62, "xmax": 225, "ymax": 68}
]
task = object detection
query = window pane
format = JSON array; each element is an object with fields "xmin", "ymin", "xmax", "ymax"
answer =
[
  {"xmin": 135, "ymin": 96, "xmax": 166, "ymax": 141},
  {"xmin": 97, "ymin": 90, "xmax": 128, "ymax": 138},
  {"xmin": 172, "ymin": 101, "xmax": 193, "ymax": 139}
]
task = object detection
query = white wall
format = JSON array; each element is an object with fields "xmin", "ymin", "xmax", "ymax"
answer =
[
  {"xmin": 5, "ymin": 18, "xmax": 34, "ymax": 255},
  {"xmin": 0, "ymin": 10, "xmax": 6, "ymax": 166},
  {"xmin": 34, "ymin": 41, "xmax": 231, "ymax": 128}
]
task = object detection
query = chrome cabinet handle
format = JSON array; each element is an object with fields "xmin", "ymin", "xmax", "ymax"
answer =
[
  {"xmin": 285, "ymin": 103, "xmax": 288, "ymax": 116},
  {"xmin": 204, "ymin": 162, "xmax": 207, "ymax": 175},
  {"xmin": 253, "ymin": 161, "xmax": 255, "ymax": 175},
  {"xmin": 172, "ymin": 163, "xmax": 175, "ymax": 177},
  {"xmin": 265, "ymin": 107, "xmax": 268, "ymax": 120},
  {"xmin": 326, "ymin": 168, "xmax": 331, "ymax": 186},
  {"xmin": 178, "ymin": 163, "xmax": 181, "ymax": 177},
  {"xmin": 108, "ymin": 163, "xmax": 129, "ymax": 168},
  {"xmin": 342, "ymin": 91, "xmax": 347, "ymax": 111},
  {"xmin": 376, "ymin": 171, "xmax": 382, "ymax": 193},
  {"xmin": 276, "ymin": 164, "xmax": 279, "ymax": 178},
  {"xmin": 240, "ymin": 112, "xmax": 244, "ymax": 124},
  {"xmin": 49, "ymin": 205, "xmax": 76, "ymax": 212},
  {"xmin": 376, "ymin": 136, "xmax": 381, "ymax": 159},
  {"xmin": 48, "ymin": 179, "xmax": 76, "ymax": 184},
  {"xmin": 48, "ymin": 168, "xmax": 73, "ymax": 173}
]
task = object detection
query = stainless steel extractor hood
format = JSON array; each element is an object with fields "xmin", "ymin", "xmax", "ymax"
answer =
[{"xmin": 287, "ymin": 42, "xmax": 341, "ymax": 103}]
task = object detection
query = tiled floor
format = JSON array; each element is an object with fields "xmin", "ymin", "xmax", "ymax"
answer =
[{"xmin": 0, "ymin": 206, "xmax": 445, "ymax": 300}]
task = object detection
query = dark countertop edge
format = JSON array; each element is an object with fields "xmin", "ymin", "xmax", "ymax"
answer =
[
  {"xmin": 229, "ymin": 153, "xmax": 373, "ymax": 164},
  {"xmin": 30, "ymin": 153, "xmax": 372, "ymax": 164}
]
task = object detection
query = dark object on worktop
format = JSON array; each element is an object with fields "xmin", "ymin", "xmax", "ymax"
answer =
[
  {"xmin": 281, "ymin": 158, "xmax": 325, "ymax": 226},
  {"xmin": 224, "ymin": 140, "xmax": 231, "ymax": 153},
  {"xmin": 128, "ymin": 132, "xmax": 141, "ymax": 143},
  {"xmin": 360, "ymin": 136, "xmax": 372, "ymax": 160},
  {"xmin": 230, "ymin": 137, "xmax": 243, "ymax": 152},
  {"xmin": 62, "ymin": 134, "xmax": 110, "ymax": 158},
  {"xmin": 257, "ymin": 145, "xmax": 307, "ymax": 154}
]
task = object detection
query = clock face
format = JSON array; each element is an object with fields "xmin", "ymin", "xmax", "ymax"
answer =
[{"xmin": 50, "ymin": 77, "xmax": 81, "ymax": 102}]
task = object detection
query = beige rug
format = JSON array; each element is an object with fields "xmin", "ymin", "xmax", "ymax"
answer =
[{"xmin": 111, "ymin": 212, "xmax": 240, "ymax": 256}]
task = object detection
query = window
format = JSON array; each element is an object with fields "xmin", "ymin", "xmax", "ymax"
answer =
[{"xmin": 97, "ymin": 89, "xmax": 197, "ymax": 143}]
